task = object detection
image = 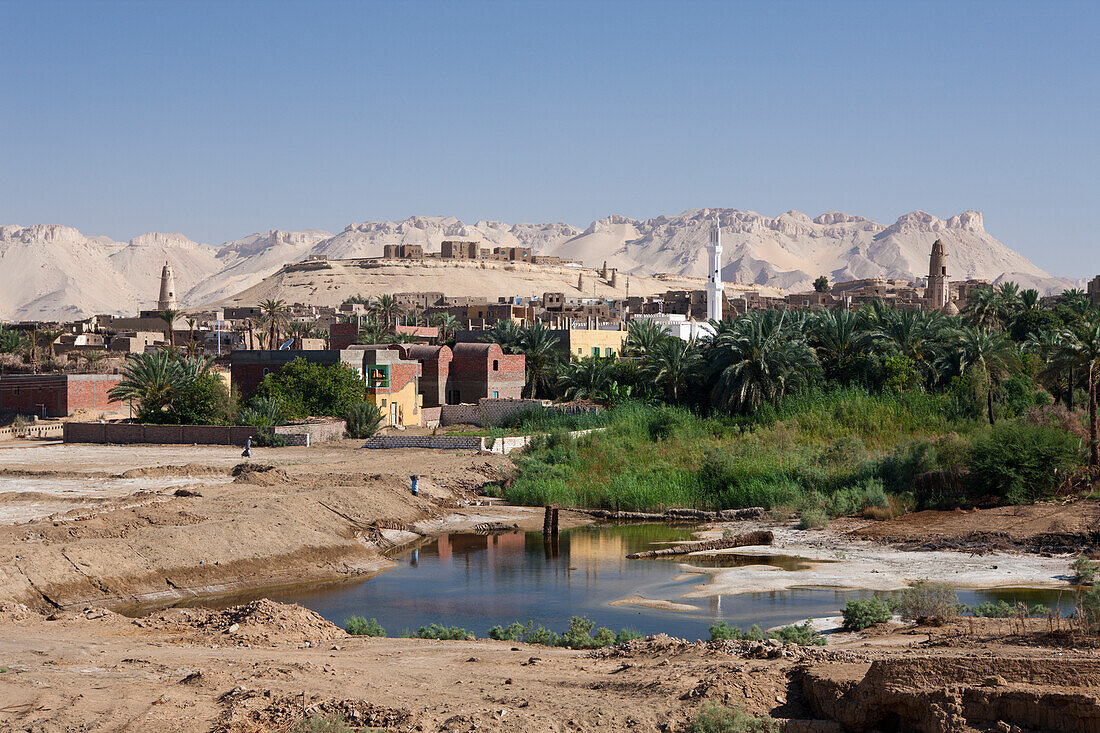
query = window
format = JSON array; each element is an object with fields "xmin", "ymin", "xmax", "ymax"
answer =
[
  {"xmin": 381, "ymin": 399, "xmax": 387, "ymax": 407},
  {"xmin": 605, "ymin": 347, "xmax": 612, "ymax": 357},
  {"xmin": 493, "ymin": 391, "xmax": 499, "ymax": 399},
  {"xmin": 492, "ymin": 360, "xmax": 499, "ymax": 371},
  {"xmin": 591, "ymin": 347, "xmax": 599, "ymax": 357},
  {"xmin": 365, "ymin": 364, "xmax": 390, "ymax": 388}
]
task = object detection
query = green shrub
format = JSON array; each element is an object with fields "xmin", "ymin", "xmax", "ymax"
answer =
[
  {"xmin": 256, "ymin": 357, "xmax": 365, "ymax": 419},
  {"xmin": 237, "ymin": 396, "xmax": 286, "ymax": 428},
  {"xmin": 1077, "ymin": 586, "xmax": 1100, "ymax": 635},
  {"xmin": 344, "ymin": 616, "xmax": 386, "ymax": 637},
  {"xmin": 964, "ymin": 601, "xmax": 1049, "ymax": 618},
  {"xmin": 346, "ymin": 402, "xmax": 384, "ymax": 439},
  {"xmin": 966, "ymin": 422, "xmax": 1083, "ymax": 504},
  {"xmin": 415, "ymin": 624, "xmax": 471, "ymax": 640},
  {"xmin": 708, "ymin": 621, "xmax": 764, "ymax": 642},
  {"xmin": 798, "ymin": 507, "xmax": 828, "ymax": 529},
  {"xmin": 897, "ymin": 581, "xmax": 958, "ymax": 625},
  {"xmin": 842, "ymin": 598, "xmax": 893, "ymax": 630},
  {"xmin": 687, "ymin": 703, "xmax": 778, "ymax": 733},
  {"xmin": 1074, "ymin": 557, "xmax": 1098, "ymax": 585},
  {"xmin": 251, "ymin": 430, "xmax": 289, "ymax": 448},
  {"xmin": 291, "ymin": 713, "xmax": 360, "ymax": 733},
  {"xmin": 770, "ymin": 621, "xmax": 827, "ymax": 646},
  {"xmin": 614, "ymin": 627, "xmax": 642, "ymax": 644}
]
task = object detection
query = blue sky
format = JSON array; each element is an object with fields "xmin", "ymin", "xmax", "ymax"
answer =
[{"xmin": 1, "ymin": 0, "xmax": 1097, "ymax": 276}]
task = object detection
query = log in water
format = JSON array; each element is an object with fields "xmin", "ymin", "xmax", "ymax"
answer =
[{"xmin": 625, "ymin": 530, "xmax": 774, "ymax": 559}]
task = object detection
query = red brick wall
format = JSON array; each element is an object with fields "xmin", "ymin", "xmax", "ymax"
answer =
[
  {"xmin": 0, "ymin": 375, "xmax": 120, "ymax": 417},
  {"xmin": 331, "ymin": 322, "xmax": 357, "ymax": 351}
]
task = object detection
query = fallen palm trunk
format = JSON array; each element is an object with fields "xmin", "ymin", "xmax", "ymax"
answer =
[
  {"xmin": 625, "ymin": 530, "xmax": 773, "ymax": 559},
  {"xmin": 567, "ymin": 507, "xmax": 764, "ymax": 522}
]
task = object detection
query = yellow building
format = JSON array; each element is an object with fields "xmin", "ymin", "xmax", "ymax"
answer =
[
  {"xmin": 341, "ymin": 346, "xmax": 422, "ymax": 427},
  {"xmin": 559, "ymin": 328, "xmax": 628, "ymax": 359}
]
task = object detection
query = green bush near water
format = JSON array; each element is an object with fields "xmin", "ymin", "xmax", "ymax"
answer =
[
  {"xmin": 486, "ymin": 617, "xmax": 641, "ymax": 648},
  {"xmin": 505, "ymin": 390, "xmax": 1086, "ymax": 515},
  {"xmin": 842, "ymin": 598, "xmax": 894, "ymax": 630},
  {"xmin": 708, "ymin": 620, "xmax": 825, "ymax": 646},
  {"xmin": 344, "ymin": 616, "xmax": 386, "ymax": 637}
]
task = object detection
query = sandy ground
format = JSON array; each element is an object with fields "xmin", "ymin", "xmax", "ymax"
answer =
[
  {"xmin": 1, "ymin": 440, "xmax": 1100, "ymax": 730},
  {"xmin": 2, "ymin": 600, "xmax": 1099, "ymax": 733},
  {"xmin": 0, "ymin": 440, "xmax": 517, "ymax": 613}
]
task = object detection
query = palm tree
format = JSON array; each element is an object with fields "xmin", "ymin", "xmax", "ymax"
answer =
[
  {"xmin": 557, "ymin": 356, "xmax": 614, "ymax": 400},
  {"xmin": 624, "ymin": 319, "xmax": 669, "ymax": 357},
  {"xmin": 38, "ymin": 328, "xmax": 64, "ymax": 360},
  {"xmin": 965, "ymin": 287, "xmax": 1001, "ymax": 329},
  {"xmin": 809, "ymin": 309, "xmax": 870, "ymax": 384},
  {"xmin": 518, "ymin": 322, "xmax": 561, "ymax": 398},
  {"xmin": 950, "ymin": 326, "xmax": 1020, "ymax": 424},
  {"xmin": 0, "ymin": 326, "xmax": 29, "ymax": 354},
  {"xmin": 108, "ymin": 351, "xmax": 210, "ymax": 417},
  {"xmin": 707, "ymin": 310, "xmax": 820, "ymax": 413},
  {"xmin": 431, "ymin": 313, "xmax": 461, "ymax": 344},
  {"xmin": 482, "ymin": 320, "xmax": 525, "ymax": 354},
  {"xmin": 286, "ymin": 321, "xmax": 313, "ymax": 349},
  {"xmin": 642, "ymin": 337, "xmax": 704, "ymax": 402},
  {"xmin": 1019, "ymin": 289, "xmax": 1041, "ymax": 312},
  {"xmin": 158, "ymin": 308, "xmax": 180, "ymax": 347},
  {"xmin": 1050, "ymin": 320, "xmax": 1100, "ymax": 469},
  {"xmin": 258, "ymin": 299, "xmax": 288, "ymax": 348},
  {"xmin": 356, "ymin": 318, "xmax": 391, "ymax": 345},
  {"xmin": 1061, "ymin": 289, "xmax": 1092, "ymax": 316},
  {"xmin": 80, "ymin": 351, "xmax": 106, "ymax": 373},
  {"xmin": 871, "ymin": 309, "xmax": 946, "ymax": 383},
  {"xmin": 369, "ymin": 294, "xmax": 404, "ymax": 328}
]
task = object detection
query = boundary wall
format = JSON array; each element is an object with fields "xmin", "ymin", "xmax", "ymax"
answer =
[
  {"xmin": 63, "ymin": 419, "xmax": 346, "ymax": 447},
  {"xmin": 362, "ymin": 428, "xmax": 601, "ymax": 455}
]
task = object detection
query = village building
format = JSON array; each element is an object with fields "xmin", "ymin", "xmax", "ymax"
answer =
[
  {"xmin": 1089, "ymin": 275, "xmax": 1100, "ymax": 305},
  {"xmin": 0, "ymin": 374, "xmax": 122, "ymax": 417}
]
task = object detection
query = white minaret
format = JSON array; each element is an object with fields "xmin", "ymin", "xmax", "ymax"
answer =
[{"xmin": 706, "ymin": 215, "xmax": 723, "ymax": 321}]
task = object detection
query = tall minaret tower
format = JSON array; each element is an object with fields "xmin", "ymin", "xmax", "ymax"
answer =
[
  {"xmin": 706, "ymin": 215, "xmax": 724, "ymax": 321},
  {"xmin": 157, "ymin": 261, "xmax": 178, "ymax": 311},
  {"xmin": 924, "ymin": 239, "xmax": 949, "ymax": 310}
]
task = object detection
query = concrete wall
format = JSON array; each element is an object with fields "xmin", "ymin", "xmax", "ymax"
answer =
[
  {"xmin": 0, "ymin": 422, "xmax": 65, "ymax": 441},
  {"xmin": 64, "ymin": 419, "xmax": 346, "ymax": 446},
  {"xmin": 362, "ymin": 427, "xmax": 602, "ymax": 454},
  {"xmin": 64, "ymin": 422, "xmax": 259, "ymax": 446}
]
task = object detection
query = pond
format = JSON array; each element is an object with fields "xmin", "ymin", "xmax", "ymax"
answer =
[{"xmin": 268, "ymin": 524, "xmax": 1075, "ymax": 639}]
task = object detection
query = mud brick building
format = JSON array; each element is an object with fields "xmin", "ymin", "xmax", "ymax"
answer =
[
  {"xmin": 0, "ymin": 374, "xmax": 122, "ymax": 417},
  {"xmin": 1089, "ymin": 275, "xmax": 1100, "ymax": 306},
  {"xmin": 391, "ymin": 343, "xmax": 525, "ymax": 406},
  {"xmin": 330, "ymin": 322, "xmax": 358, "ymax": 351}
]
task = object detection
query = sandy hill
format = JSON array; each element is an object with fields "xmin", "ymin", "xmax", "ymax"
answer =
[
  {"xmin": 206, "ymin": 257, "xmax": 768, "ymax": 310},
  {"xmin": 0, "ymin": 210, "xmax": 1078, "ymax": 321}
]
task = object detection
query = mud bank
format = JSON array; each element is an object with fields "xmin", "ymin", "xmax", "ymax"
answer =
[{"xmin": 0, "ymin": 441, "xmax": 515, "ymax": 613}]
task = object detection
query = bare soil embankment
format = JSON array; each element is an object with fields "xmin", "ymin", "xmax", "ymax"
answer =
[
  {"xmin": 0, "ymin": 441, "xmax": 518, "ymax": 612},
  {"xmin": 2, "ymin": 601, "xmax": 1099, "ymax": 732},
  {"xmin": 848, "ymin": 500, "xmax": 1100, "ymax": 554}
]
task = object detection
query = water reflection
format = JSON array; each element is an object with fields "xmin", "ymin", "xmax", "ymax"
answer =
[{"xmin": 270, "ymin": 524, "xmax": 1074, "ymax": 640}]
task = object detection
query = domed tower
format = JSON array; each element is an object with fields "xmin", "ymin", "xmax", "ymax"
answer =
[
  {"xmin": 924, "ymin": 240, "xmax": 949, "ymax": 310},
  {"xmin": 157, "ymin": 261, "xmax": 178, "ymax": 311}
]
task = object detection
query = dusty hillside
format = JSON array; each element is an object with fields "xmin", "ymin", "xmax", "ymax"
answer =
[
  {"xmin": 203, "ymin": 257, "xmax": 771, "ymax": 310},
  {"xmin": 0, "ymin": 208, "xmax": 1077, "ymax": 321}
]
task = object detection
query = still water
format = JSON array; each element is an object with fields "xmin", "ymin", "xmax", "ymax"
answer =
[{"xmin": 271, "ymin": 524, "xmax": 1073, "ymax": 639}]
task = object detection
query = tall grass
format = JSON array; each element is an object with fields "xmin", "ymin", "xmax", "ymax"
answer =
[{"xmin": 507, "ymin": 389, "xmax": 989, "ymax": 513}]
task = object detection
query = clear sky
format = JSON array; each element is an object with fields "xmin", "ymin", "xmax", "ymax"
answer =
[{"xmin": 1, "ymin": 0, "xmax": 1097, "ymax": 277}]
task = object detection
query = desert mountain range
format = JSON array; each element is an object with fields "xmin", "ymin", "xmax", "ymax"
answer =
[{"xmin": 0, "ymin": 210, "xmax": 1080, "ymax": 321}]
